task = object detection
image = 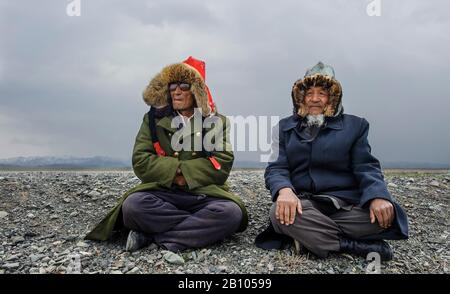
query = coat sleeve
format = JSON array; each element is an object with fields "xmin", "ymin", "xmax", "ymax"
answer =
[
  {"xmin": 351, "ymin": 118, "xmax": 392, "ymax": 208},
  {"xmin": 179, "ymin": 116, "xmax": 234, "ymax": 190},
  {"xmin": 132, "ymin": 114, "xmax": 180, "ymax": 188},
  {"xmin": 264, "ymin": 123, "xmax": 296, "ymax": 202}
]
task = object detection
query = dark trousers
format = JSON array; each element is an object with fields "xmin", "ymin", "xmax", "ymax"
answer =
[
  {"xmin": 270, "ymin": 198, "xmax": 385, "ymax": 258},
  {"xmin": 121, "ymin": 190, "xmax": 242, "ymax": 252}
]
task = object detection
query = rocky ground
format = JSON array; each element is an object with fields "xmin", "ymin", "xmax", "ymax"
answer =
[{"xmin": 0, "ymin": 170, "xmax": 448, "ymax": 274}]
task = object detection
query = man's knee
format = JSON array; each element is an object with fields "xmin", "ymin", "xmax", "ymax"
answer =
[
  {"xmin": 269, "ymin": 202, "xmax": 278, "ymax": 226},
  {"xmin": 269, "ymin": 199, "xmax": 315, "ymax": 226},
  {"xmin": 332, "ymin": 207, "xmax": 385, "ymax": 239},
  {"xmin": 122, "ymin": 192, "xmax": 155, "ymax": 229},
  {"xmin": 122, "ymin": 192, "xmax": 144, "ymax": 216},
  {"xmin": 207, "ymin": 200, "xmax": 242, "ymax": 230}
]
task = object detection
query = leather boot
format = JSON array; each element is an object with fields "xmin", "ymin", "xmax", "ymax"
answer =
[{"xmin": 339, "ymin": 238, "xmax": 393, "ymax": 261}]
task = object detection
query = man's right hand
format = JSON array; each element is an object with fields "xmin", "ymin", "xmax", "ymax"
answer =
[
  {"xmin": 173, "ymin": 168, "xmax": 186, "ymax": 186},
  {"xmin": 173, "ymin": 175, "xmax": 186, "ymax": 186},
  {"xmin": 276, "ymin": 188, "xmax": 302, "ymax": 225}
]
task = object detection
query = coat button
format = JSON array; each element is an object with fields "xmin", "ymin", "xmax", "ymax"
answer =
[{"xmin": 174, "ymin": 152, "xmax": 179, "ymax": 157}]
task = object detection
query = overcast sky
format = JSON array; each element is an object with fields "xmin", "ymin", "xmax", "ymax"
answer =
[{"xmin": 1, "ymin": 0, "xmax": 449, "ymax": 164}]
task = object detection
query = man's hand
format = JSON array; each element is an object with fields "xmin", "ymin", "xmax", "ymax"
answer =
[
  {"xmin": 369, "ymin": 198, "xmax": 395, "ymax": 229},
  {"xmin": 173, "ymin": 168, "xmax": 186, "ymax": 186},
  {"xmin": 276, "ymin": 188, "xmax": 302, "ymax": 226}
]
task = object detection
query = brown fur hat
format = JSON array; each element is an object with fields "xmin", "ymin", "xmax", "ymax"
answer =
[
  {"xmin": 142, "ymin": 62, "xmax": 215, "ymax": 117},
  {"xmin": 291, "ymin": 62, "xmax": 343, "ymax": 117}
]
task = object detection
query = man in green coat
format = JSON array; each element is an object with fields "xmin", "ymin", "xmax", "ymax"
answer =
[{"xmin": 85, "ymin": 56, "xmax": 248, "ymax": 252}]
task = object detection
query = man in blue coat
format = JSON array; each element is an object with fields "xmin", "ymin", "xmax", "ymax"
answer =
[{"xmin": 255, "ymin": 62, "xmax": 408, "ymax": 261}]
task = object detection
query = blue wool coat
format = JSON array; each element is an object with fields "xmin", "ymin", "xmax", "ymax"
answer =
[{"xmin": 260, "ymin": 113, "xmax": 408, "ymax": 246}]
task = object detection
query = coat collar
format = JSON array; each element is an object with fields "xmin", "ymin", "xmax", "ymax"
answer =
[
  {"xmin": 324, "ymin": 115, "xmax": 343, "ymax": 130},
  {"xmin": 156, "ymin": 112, "xmax": 214, "ymax": 137},
  {"xmin": 281, "ymin": 114, "xmax": 343, "ymax": 133}
]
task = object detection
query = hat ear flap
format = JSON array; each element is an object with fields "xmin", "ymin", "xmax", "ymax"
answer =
[
  {"xmin": 326, "ymin": 81, "xmax": 342, "ymax": 116},
  {"xmin": 143, "ymin": 72, "xmax": 169, "ymax": 108}
]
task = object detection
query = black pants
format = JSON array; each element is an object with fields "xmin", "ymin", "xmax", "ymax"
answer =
[{"xmin": 122, "ymin": 190, "xmax": 242, "ymax": 252}]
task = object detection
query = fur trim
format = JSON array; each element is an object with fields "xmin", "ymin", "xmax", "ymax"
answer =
[
  {"xmin": 291, "ymin": 74, "xmax": 342, "ymax": 117},
  {"xmin": 143, "ymin": 63, "xmax": 214, "ymax": 117}
]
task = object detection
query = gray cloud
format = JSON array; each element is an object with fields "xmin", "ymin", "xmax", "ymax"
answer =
[{"xmin": 0, "ymin": 0, "xmax": 449, "ymax": 164}]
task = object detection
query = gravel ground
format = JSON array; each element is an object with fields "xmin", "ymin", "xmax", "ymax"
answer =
[{"xmin": 0, "ymin": 170, "xmax": 448, "ymax": 274}]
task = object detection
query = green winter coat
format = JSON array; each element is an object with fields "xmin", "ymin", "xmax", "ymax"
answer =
[{"xmin": 85, "ymin": 112, "xmax": 248, "ymax": 241}]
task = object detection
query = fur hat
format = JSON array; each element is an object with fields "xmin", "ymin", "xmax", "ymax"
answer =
[
  {"xmin": 142, "ymin": 56, "xmax": 216, "ymax": 117},
  {"xmin": 291, "ymin": 61, "xmax": 343, "ymax": 117}
]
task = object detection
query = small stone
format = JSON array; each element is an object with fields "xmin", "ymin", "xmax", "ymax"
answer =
[
  {"xmin": 27, "ymin": 213, "xmax": 35, "ymax": 219},
  {"xmin": 110, "ymin": 270, "xmax": 123, "ymax": 274},
  {"xmin": 39, "ymin": 267, "xmax": 47, "ymax": 274},
  {"xmin": 76, "ymin": 241, "xmax": 89, "ymax": 248},
  {"xmin": 387, "ymin": 183, "xmax": 398, "ymax": 188},
  {"xmin": 202, "ymin": 249, "xmax": 212, "ymax": 256},
  {"xmin": 24, "ymin": 232, "xmax": 38, "ymax": 238},
  {"xmin": 12, "ymin": 236, "xmax": 25, "ymax": 244},
  {"xmin": 63, "ymin": 198, "xmax": 71, "ymax": 203},
  {"xmin": 163, "ymin": 251, "xmax": 185, "ymax": 265},
  {"xmin": 30, "ymin": 254, "xmax": 43, "ymax": 263},
  {"xmin": 429, "ymin": 181, "xmax": 440, "ymax": 187},
  {"xmin": 191, "ymin": 252, "xmax": 197, "ymax": 260},
  {"xmin": 0, "ymin": 211, "xmax": 8, "ymax": 219},
  {"xmin": 2, "ymin": 263, "xmax": 20, "ymax": 269},
  {"xmin": 126, "ymin": 267, "xmax": 140, "ymax": 274},
  {"xmin": 87, "ymin": 190, "xmax": 101, "ymax": 198},
  {"xmin": 6, "ymin": 254, "xmax": 21, "ymax": 261},
  {"xmin": 112, "ymin": 260, "xmax": 125, "ymax": 268},
  {"xmin": 327, "ymin": 269, "xmax": 335, "ymax": 274},
  {"xmin": 79, "ymin": 251, "xmax": 92, "ymax": 257},
  {"xmin": 69, "ymin": 211, "xmax": 79, "ymax": 217},
  {"xmin": 407, "ymin": 186, "xmax": 423, "ymax": 191},
  {"xmin": 268, "ymin": 263, "xmax": 274, "ymax": 271},
  {"xmin": 36, "ymin": 246, "xmax": 47, "ymax": 253},
  {"xmin": 148, "ymin": 243, "xmax": 158, "ymax": 251},
  {"xmin": 50, "ymin": 214, "xmax": 59, "ymax": 220}
]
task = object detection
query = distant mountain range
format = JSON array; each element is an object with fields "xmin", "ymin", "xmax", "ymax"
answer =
[
  {"xmin": 0, "ymin": 156, "xmax": 449, "ymax": 170},
  {"xmin": 0, "ymin": 156, "xmax": 131, "ymax": 170}
]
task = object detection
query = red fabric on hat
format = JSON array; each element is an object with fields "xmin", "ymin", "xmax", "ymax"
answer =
[{"xmin": 183, "ymin": 56, "xmax": 216, "ymax": 114}]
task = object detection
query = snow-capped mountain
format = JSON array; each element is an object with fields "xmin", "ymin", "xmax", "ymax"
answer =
[{"xmin": 0, "ymin": 156, "xmax": 131, "ymax": 169}]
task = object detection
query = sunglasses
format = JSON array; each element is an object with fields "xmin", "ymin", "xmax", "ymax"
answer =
[{"xmin": 169, "ymin": 82, "xmax": 191, "ymax": 92}]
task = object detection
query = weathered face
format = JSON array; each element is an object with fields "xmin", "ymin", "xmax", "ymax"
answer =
[
  {"xmin": 169, "ymin": 82, "xmax": 194, "ymax": 112},
  {"xmin": 304, "ymin": 86, "xmax": 329, "ymax": 115}
]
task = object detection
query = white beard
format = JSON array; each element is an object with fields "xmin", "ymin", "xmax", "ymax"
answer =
[{"xmin": 306, "ymin": 114, "xmax": 325, "ymax": 127}]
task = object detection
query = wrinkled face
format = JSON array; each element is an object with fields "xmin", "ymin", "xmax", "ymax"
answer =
[
  {"xmin": 169, "ymin": 82, "xmax": 194, "ymax": 112},
  {"xmin": 304, "ymin": 86, "xmax": 329, "ymax": 115}
]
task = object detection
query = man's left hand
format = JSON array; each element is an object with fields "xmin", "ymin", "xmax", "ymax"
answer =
[{"xmin": 369, "ymin": 198, "xmax": 395, "ymax": 229}]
